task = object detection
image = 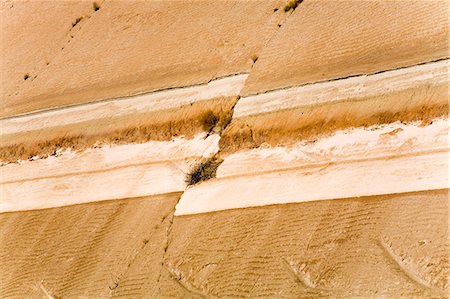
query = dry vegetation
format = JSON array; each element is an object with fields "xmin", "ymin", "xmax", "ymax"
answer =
[
  {"xmin": 198, "ymin": 109, "xmax": 233, "ymax": 134},
  {"xmin": 185, "ymin": 155, "xmax": 223, "ymax": 186},
  {"xmin": 284, "ymin": 0, "xmax": 301, "ymax": 12},
  {"xmin": 72, "ymin": 16, "xmax": 83, "ymax": 27},
  {"xmin": 220, "ymin": 93, "xmax": 448, "ymax": 153},
  {"xmin": 92, "ymin": 2, "xmax": 100, "ymax": 11},
  {"xmin": 0, "ymin": 97, "xmax": 237, "ymax": 164}
]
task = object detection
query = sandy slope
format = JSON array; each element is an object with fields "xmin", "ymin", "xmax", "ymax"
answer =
[
  {"xmin": 1, "ymin": 190, "xmax": 447, "ymax": 298},
  {"xmin": 177, "ymin": 119, "xmax": 449, "ymax": 215},
  {"xmin": 1, "ymin": 0, "xmax": 285, "ymax": 117},
  {"xmin": 162, "ymin": 190, "xmax": 448, "ymax": 298},
  {"xmin": 0, "ymin": 134, "xmax": 219, "ymax": 213},
  {"xmin": 0, "ymin": 1, "xmax": 448, "ymax": 297},
  {"xmin": 4, "ymin": 1, "xmax": 446, "ymax": 116},
  {"xmin": 0, "ymin": 193, "xmax": 180, "ymax": 298},
  {"xmin": 221, "ymin": 60, "xmax": 448, "ymax": 152},
  {"xmin": 241, "ymin": 0, "xmax": 449, "ymax": 95},
  {"xmin": 0, "ymin": 0, "xmax": 95, "ymax": 108}
]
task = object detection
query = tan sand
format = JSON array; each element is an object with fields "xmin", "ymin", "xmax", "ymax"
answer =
[
  {"xmin": 221, "ymin": 61, "xmax": 448, "ymax": 153},
  {"xmin": 0, "ymin": 134, "xmax": 219, "ymax": 213},
  {"xmin": 241, "ymin": 0, "xmax": 449, "ymax": 95},
  {"xmin": 177, "ymin": 119, "xmax": 449, "ymax": 215},
  {"xmin": 0, "ymin": 193, "xmax": 181, "ymax": 298},
  {"xmin": 162, "ymin": 190, "xmax": 448, "ymax": 298},
  {"xmin": 0, "ymin": 97, "xmax": 235, "ymax": 163},
  {"xmin": 1, "ymin": 0, "xmax": 285, "ymax": 117},
  {"xmin": 1, "ymin": 190, "xmax": 447, "ymax": 298},
  {"xmin": 0, "ymin": 1, "xmax": 448, "ymax": 297}
]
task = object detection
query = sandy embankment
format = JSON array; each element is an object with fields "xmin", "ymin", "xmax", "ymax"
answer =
[
  {"xmin": 0, "ymin": 133, "xmax": 218, "ymax": 213},
  {"xmin": 0, "ymin": 75, "xmax": 245, "ymax": 163},
  {"xmin": 0, "ymin": 0, "xmax": 448, "ymax": 297},
  {"xmin": 176, "ymin": 119, "xmax": 449, "ymax": 215},
  {"xmin": 241, "ymin": 0, "xmax": 449, "ymax": 95},
  {"xmin": 0, "ymin": 193, "xmax": 181, "ymax": 298},
  {"xmin": 221, "ymin": 59, "xmax": 449, "ymax": 152},
  {"xmin": 1, "ymin": 0, "xmax": 285, "ymax": 117},
  {"xmin": 1, "ymin": 190, "xmax": 447, "ymax": 298},
  {"xmin": 162, "ymin": 190, "xmax": 448, "ymax": 298}
]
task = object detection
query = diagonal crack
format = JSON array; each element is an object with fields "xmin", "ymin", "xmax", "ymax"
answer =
[
  {"xmin": 10, "ymin": 0, "xmax": 107, "ymax": 99},
  {"xmin": 153, "ymin": 207, "xmax": 176, "ymax": 297},
  {"xmin": 247, "ymin": 0, "xmax": 304, "ymax": 71}
]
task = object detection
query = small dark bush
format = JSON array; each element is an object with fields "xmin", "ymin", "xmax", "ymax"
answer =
[
  {"xmin": 72, "ymin": 16, "xmax": 83, "ymax": 27},
  {"xmin": 93, "ymin": 2, "xmax": 100, "ymax": 11},
  {"xmin": 198, "ymin": 110, "xmax": 219, "ymax": 132},
  {"xmin": 23, "ymin": 73, "xmax": 29, "ymax": 80},
  {"xmin": 186, "ymin": 155, "xmax": 223, "ymax": 186},
  {"xmin": 284, "ymin": 0, "xmax": 302, "ymax": 12},
  {"xmin": 198, "ymin": 109, "xmax": 233, "ymax": 134}
]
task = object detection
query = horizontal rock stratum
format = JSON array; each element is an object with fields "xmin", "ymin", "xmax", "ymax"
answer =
[{"xmin": 0, "ymin": 1, "xmax": 448, "ymax": 298}]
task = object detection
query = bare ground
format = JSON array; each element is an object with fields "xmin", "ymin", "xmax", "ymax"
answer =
[{"xmin": 0, "ymin": 190, "xmax": 447, "ymax": 298}]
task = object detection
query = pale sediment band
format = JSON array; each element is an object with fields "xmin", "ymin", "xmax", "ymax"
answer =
[
  {"xmin": 1, "ymin": 74, "xmax": 248, "ymax": 135},
  {"xmin": 234, "ymin": 60, "xmax": 448, "ymax": 119},
  {"xmin": 0, "ymin": 75, "xmax": 245, "ymax": 163},
  {"xmin": 175, "ymin": 119, "xmax": 449, "ymax": 215},
  {"xmin": 0, "ymin": 134, "xmax": 219, "ymax": 213},
  {"xmin": 220, "ymin": 60, "xmax": 448, "ymax": 152}
]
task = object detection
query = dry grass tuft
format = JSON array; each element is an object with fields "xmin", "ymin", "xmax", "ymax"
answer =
[
  {"xmin": 185, "ymin": 155, "xmax": 223, "ymax": 186},
  {"xmin": 284, "ymin": 0, "xmax": 301, "ymax": 12},
  {"xmin": 198, "ymin": 110, "xmax": 219, "ymax": 133},
  {"xmin": 197, "ymin": 108, "xmax": 233, "ymax": 134},
  {"xmin": 0, "ymin": 97, "xmax": 238, "ymax": 164},
  {"xmin": 219, "ymin": 95, "xmax": 448, "ymax": 154},
  {"xmin": 93, "ymin": 2, "xmax": 100, "ymax": 11},
  {"xmin": 72, "ymin": 16, "xmax": 83, "ymax": 27}
]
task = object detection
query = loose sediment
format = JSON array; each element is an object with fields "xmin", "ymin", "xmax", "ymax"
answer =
[
  {"xmin": 0, "ymin": 75, "xmax": 244, "ymax": 163},
  {"xmin": 0, "ymin": 134, "xmax": 219, "ymax": 213},
  {"xmin": 176, "ymin": 119, "xmax": 449, "ymax": 215},
  {"xmin": 220, "ymin": 60, "xmax": 449, "ymax": 153}
]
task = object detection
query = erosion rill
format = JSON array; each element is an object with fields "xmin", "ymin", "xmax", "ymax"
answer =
[{"xmin": 0, "ymin": 1, "xmax": 448, "ymax": 298}]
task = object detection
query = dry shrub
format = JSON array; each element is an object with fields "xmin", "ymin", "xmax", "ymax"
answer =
[
  {"xmin": 284, "ymin": 0, "xmax": 301, "ymax": 12},
  {"xmin": 198, "ymin": 110, "xmax": 219, "ymax": 132},
  {"xmin": 219, "ymin": 97, "xmax": 448, "ymax": 154},
  {"xmin": 0, "ymin": 97, "xmax": 238, "ymax": 164},
  {"xmin": 197, "ymin": 108, "xmax": 233, "ymax": 134},
  {"xmin": 72, "ymin": 16, "xmax": 83, "ymax": 27},
  {"xmin": 185, "ymin": 155, "xmax": 223, "ymax": 186}
]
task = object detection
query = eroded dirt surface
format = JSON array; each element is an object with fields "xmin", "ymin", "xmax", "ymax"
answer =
[
  {"xmin": 1, "ymin": 0, "xmax": 286, "ymax": 117},
  {"xmin": 241, "ymin": 0, "xmax": 449, "ymax": 95},
  {"xmin": 0, "ymin": 189, "xmax": 447, "ymax": 298},
  {"xmin": 0, "ymin": 193, "xmax": 180, "ymax": 298},
  {"xmin": 160, "ymin": 190, "xmax": 449, "ymax": 298}
]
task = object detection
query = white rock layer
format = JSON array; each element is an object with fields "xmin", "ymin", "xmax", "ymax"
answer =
[
  {"xmin": 0, "ymin": 74, "xmax": 248, "ymax": 135},
  {"xmin": 233, "ymin": 59, "xmax": 448, "ymax": 118},
  {"xmin": 175, "ymin": 120, "xmax": 449, "ymax": 215},
  {"xmin": 0, "ymin": 134, "xmax": 219, "ymax": 213}
]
